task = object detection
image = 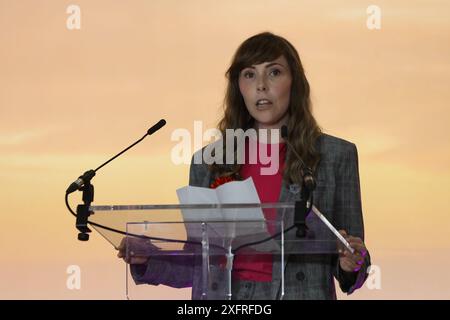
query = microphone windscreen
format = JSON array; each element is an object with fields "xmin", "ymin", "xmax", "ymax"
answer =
[
  {"xmin": 281, "ymin": 125, "xmax": 288, "ymax": 139},
  {"xmin": 147, "ymin": 119, "xmax": 166, "ymax": 135}
]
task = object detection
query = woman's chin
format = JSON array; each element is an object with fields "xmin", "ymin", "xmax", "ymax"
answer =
[{"xmin": 253, "ymin": 118, "xmax": 284, "ymax": 129}]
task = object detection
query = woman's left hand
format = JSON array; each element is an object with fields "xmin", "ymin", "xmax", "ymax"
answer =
[{"xmin": 338, "ymin": 230, "xmax": 368, "ymax": 273}]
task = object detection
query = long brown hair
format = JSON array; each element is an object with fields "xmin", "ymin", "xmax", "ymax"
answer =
[{"xmin": 210, "ymin": 32, "xmax": 322, "ymax": 184}]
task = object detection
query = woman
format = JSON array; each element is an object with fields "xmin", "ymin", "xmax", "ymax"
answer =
[{"xmin": 120, "ymin": 32, "xmax": 371, "ymax": 300}]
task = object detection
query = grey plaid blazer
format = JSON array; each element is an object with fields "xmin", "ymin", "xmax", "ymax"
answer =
[{"xmin": 131, "ymin": 133, "xmax": 371, "ymax": 300}]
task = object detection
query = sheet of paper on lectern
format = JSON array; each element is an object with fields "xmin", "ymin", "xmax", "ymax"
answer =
[{"xmin": 176, "ymin": 177, "xmax": 264, "ymax": 221}]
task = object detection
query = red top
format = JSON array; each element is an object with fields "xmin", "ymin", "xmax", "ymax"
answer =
[{"xmin": 232, "ymin": 138, "xmax": 286, "ymax": 282}]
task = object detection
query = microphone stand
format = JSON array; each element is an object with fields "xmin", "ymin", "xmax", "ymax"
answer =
[
  {"xmin": 280, "ymin": 125, "xmax": 316, "ymax": 238},
  {"xmin": 66, "ymin": 119, "xmax": 166, "ymax": 241},
  {"xmin": 76, "ymin": 173, "xmax": 95, "ymax": 241},
  {"xmin": 294, "ymin": 179, "xmax": 313, "ymax": 238}
]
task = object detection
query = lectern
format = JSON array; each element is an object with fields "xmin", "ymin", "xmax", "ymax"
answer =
[{"xmin": 89, "ymin": 202, "xmax": 342, "ymax": 300}]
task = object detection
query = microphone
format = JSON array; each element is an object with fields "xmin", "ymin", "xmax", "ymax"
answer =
[
  {"xmin": 281, "ymin": 125, "xmax": 316, "ymax": 238},
  {"xmin": 147, "ymin": 119, "xmax": 166, "ymax": 135},
  {"xmin": 66, "ymin": 119, "xmax": 166, "ymax": 241},
  {"xmin": 65, "ymin": 119, "xmax": 167, "ymax": 194},
  {"xmin": 280, "ymin": 125, "xmax": 316, "ymax": 192}
]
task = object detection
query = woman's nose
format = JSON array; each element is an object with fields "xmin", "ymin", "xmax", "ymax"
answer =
[{"xmin": 257, "ymin": 79, "xmax": 267, "ymax": 91}]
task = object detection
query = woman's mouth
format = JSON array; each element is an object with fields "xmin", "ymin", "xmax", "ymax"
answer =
[{"xmin": 256, "ymin": 99, "xmax": 273, "ymax": 108}]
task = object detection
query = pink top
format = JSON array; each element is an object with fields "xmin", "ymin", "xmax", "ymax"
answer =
[{"xmin": 232, "ymin": 138, "xmax": 286, "ymax": 282}]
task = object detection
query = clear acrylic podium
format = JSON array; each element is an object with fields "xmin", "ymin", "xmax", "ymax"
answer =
[{"xmin": 89, "ymin": 202, "xmax": 342, "ymax": 300}]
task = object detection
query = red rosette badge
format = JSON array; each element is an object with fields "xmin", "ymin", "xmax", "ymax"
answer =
[{"xmin": 209, "ymin": 174, "xmax": 240, "ymax": 189}]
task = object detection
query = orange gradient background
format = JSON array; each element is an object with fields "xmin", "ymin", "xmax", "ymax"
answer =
[{"xmin": 1, "ymin": 0, "xmax": 449, "ymax": 299}]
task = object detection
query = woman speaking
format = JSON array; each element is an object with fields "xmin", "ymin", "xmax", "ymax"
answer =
[{"xmin": 119, "ymin": 32, "xmax": 371, "ymax": 300}]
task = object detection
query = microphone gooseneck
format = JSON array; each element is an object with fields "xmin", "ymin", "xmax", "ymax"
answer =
[{"xmin": 65, "ymin": 119, "xmax": 167, "ymax": 195}]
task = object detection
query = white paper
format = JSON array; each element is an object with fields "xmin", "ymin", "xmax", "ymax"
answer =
[
  {"xmin": 176, "ymin": 178, "xmax": 274, "ymax": 244},
  {"xmin": 176, "ymin": 177, "xmax": 264, "ymax": 222}
]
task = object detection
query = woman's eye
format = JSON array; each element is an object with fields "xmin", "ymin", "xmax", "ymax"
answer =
[
  {"xmin": 270, "ymin": 69, "xmax": 281, "ymax": 76},
  {"xmin": 242, "ymin": 69, "xmax": 280, "ymax": 79}
]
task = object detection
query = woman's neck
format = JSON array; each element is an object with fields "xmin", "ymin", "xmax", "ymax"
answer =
[{"xmin": 254, "ymin": 120, "xmax": 287, "ymax": 144}]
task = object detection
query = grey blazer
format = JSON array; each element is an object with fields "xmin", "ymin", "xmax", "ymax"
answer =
[{"xmin": 131, "ymin": 133, "xmax": 371, "ymax": 300}]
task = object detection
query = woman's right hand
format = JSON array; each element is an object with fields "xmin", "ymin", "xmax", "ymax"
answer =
[{"xmin": 117, "ymin": 237, "xmax": 150, "ymax": 265}]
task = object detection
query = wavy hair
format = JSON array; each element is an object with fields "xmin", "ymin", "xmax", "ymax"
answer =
[{"xmin": 210, "ymin": 32, "xmax": 322, "ymax": 184}]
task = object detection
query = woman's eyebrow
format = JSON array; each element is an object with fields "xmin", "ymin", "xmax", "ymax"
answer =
[{"xmin": 247, "ymin": 62, "xmax": 285, "ymax": 69}]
